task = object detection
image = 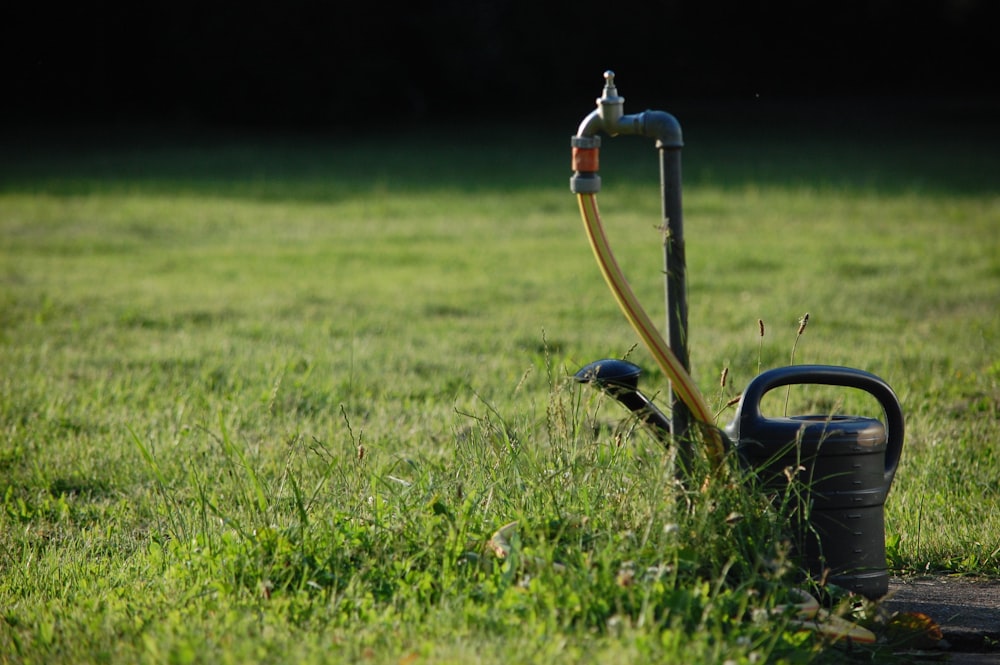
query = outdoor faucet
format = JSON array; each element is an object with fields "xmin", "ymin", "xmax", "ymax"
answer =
[
  {"xmin": 575, "ymin": 71, "xmax": 683, "ymax": 147},
  {"xmin": 570, "ymin": 70, "xmax": 695, "ymax": 463}
]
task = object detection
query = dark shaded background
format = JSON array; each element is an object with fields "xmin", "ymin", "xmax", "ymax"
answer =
[{"xmin": 4, "ymin": 0, "xmax": 997, "ymax": 130}]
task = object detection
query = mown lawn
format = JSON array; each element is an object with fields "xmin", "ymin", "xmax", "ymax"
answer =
[{"xmin": 2, "ymin": 105, "xmax": 998, "ymax": 663}]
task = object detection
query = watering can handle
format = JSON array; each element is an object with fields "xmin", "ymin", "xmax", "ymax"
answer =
[{"xmin": 736, "ymin": 365, "xmax": 904, "ymax": 485}]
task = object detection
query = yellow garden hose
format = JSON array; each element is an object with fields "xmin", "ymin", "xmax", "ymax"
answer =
[{"xmin": 577, "ymin": 192, "xmax": 727, "ymax": 469}]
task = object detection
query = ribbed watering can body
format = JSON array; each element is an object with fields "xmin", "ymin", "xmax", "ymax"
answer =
[{"xmin": 725, "ymin": 365, "xmax": 904, "ymax": 599}]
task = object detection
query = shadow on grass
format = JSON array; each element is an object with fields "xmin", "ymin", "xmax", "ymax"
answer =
[{"xmin": 3, "ymin": 97, "xmax": 998, "ymax": 200}]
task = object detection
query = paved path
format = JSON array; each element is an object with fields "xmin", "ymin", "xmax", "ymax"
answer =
[{"xmin": 884, "ymin": 576, "xmax": 1000, "ymax": 663}]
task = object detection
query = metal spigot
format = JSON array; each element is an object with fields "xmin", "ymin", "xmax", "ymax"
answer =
[{"xmin": 575, "ymin": 71, "xmax": 682, "ymax": 147}]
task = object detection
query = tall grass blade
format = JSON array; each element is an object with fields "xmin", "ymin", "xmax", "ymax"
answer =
[{"xmin": 128, "ymin": 425, "xmax": 187, "ymax": 540}]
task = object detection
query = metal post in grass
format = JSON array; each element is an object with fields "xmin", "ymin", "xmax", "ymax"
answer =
[{"xmin": 656, "ymin": 122, "xmax": 692, "ymax": 452}]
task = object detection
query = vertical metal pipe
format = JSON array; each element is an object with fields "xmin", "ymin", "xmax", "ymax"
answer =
[{"xmin": 658, "ymin": 140, "xmax": 693, "ymax": 468}]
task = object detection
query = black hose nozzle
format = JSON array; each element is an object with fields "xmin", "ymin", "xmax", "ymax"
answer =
[{"xmin": 574, "ymin": 359, "xmax": 671, "ymax": 443}]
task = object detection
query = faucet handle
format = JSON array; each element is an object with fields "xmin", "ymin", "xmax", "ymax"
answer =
[
  {"xmin": 600, "ymin": 70, "xmax": 623, "ymax": 104},
  {"xmin": 603, "ymin": 70, "xmax": 617, "ymax": 92},
  {"xmin": 597, "ymin": 70, "xmax": 624, "ymax": 131}
]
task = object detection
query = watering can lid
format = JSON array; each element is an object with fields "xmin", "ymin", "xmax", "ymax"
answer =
[{"xmin": 727, "ymin": 414, "xmax": 887, "ymax": 457}]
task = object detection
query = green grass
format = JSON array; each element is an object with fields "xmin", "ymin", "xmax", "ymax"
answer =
[{"xmin": 1, "ymin": 112, "xmax": 998, "ymax": 663}]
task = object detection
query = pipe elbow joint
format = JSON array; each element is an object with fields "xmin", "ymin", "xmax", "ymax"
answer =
[
  {"xmin": 638, "ymin": 110, "xmax": 683, "ymax": 149},
  {"xmin": 607, "ymin": 111, "xmax": 683, "ymax": 147}
]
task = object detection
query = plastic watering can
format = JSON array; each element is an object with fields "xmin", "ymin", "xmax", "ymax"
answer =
[{"xmin": 725, "ymin": 365, "xmax": 905, "ymax": 599}]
